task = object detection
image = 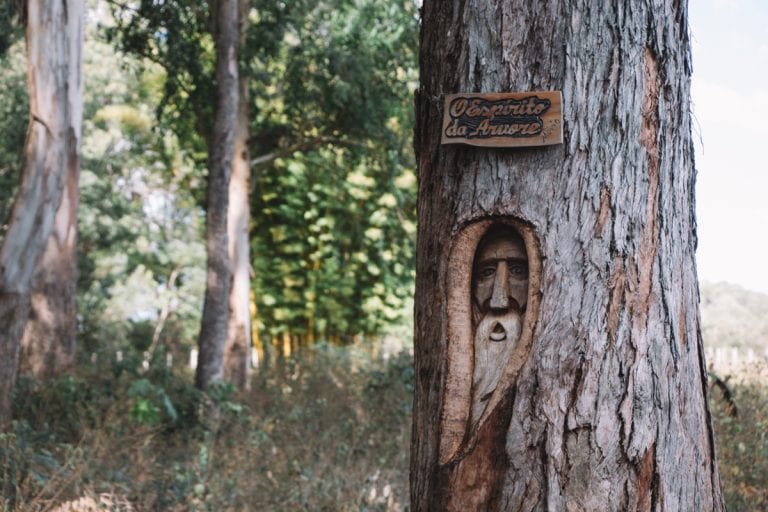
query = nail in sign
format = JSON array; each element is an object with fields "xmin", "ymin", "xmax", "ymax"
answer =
[{"xmin": 441, "ymin": 91, "xmax": 563, "ymax": 148}]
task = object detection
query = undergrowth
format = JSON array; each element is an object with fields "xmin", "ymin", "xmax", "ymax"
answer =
[
  {"xmin": 2, "ymin": 342, "xmax": 766, "ymax": 511},
  {"xmin": 710, "ymin": 374, "xmax": 768, "ymax": 511},
  {"xmin": 1, "ymin": 343, "xmax": 413, "ymax": 511}
]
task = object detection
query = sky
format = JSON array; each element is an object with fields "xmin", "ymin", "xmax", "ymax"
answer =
[{"xmin": 690, "ymin": 0, "xmax": 768, "ymax": 293}]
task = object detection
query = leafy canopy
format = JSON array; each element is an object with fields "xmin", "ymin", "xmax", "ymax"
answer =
[{"xmin": 106, "ymin": 0, "xmax": 420, "ymax": 340}]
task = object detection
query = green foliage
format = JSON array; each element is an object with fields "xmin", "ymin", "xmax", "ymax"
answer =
[
  {"xmin": 77, "ymin": 28, "xmax": 206, "ymax": 362},
  {"xmin": 250, "ymin": 0, "xmax": 419, "ymax": 339},
  {"xmin": 105, "ymin": 0, "xmax": 214, "ymax": 154},
  {"xmin": 0, "ymin": 0, "xmax": 22, "ymax": 56},
  {"xmin": 250, "ymin": 0, "xmax": 419, "ymax": 152},
  {"xmin": 710, "ymin": 376, "xmax": 768, "ymax": 510},
  {"xmin": 0, "ymin": 38, "xmax": 27, "ymax": 237},
  {"xmin": 128, "ymin": 378, "xmax": 179, "ymax": 425},
  {"xmin": 0, "ymin": 421, "xmax": 62, "ymax": 510},
  {"xmin": 2, "ymin": 362, "xmax": 212, "ymax": 508},
  {"xmin": 106, "ymin": 0, "xmax": 420, "ymax": 340},
  {"xmin": 253, "ymin": 148, "xmax": 416, "ymax": 338},
  {"xmin": 283, "ymin": 2, "xmax": 417, "ymax": 159},
  {"xmin": 13, "ymin": 376, "xmax": 97, "ymax": 440}
]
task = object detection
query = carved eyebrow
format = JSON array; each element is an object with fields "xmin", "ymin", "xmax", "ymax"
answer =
[
  {"xmin": 475, "ymin": 256, "xmax": 527, "ymax": 265},
  {"xmin": 474, "ymin": 257, "xmax": 528, "ymax": 270}
]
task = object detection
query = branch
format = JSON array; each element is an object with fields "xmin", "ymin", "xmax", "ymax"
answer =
[
  {"xmin": 249, "ymin": 136, "xmax": 365, "ymax": 168},
  {"xmin": 149, "ymin": 267, "xmax": 181, "ymax": 356},
  {"xmin": 708, "ymin": 372, "xmax": 738, "ymax": 418},
  {"xmin": 102, "ymin": 0, "xmax": 142, "ymax": 15}
]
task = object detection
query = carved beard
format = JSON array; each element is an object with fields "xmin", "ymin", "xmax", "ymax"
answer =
[{"xmin": 471, "ymin": 310, "xmax": 522, "ymax": 425}]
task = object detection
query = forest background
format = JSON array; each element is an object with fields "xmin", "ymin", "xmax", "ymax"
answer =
[{"xmin": 0, "ymin": 0, "xmax": 766, "ymax": 510}]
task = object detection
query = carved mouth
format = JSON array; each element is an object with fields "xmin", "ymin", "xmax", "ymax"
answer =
[{"xmin": 489, "ymin": 322, "xmax": 506, "ymax": 342}]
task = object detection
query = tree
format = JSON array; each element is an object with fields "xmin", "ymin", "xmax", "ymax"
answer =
[
  {"xmin": 74, "ymin": 36, "xmax": 206, "ymax": 376},
  {"xmin": 0, "ymin": 0, "xmax": 84, "ymax": 425},
  {"xmin": 107, "ymin": 0, "xmax": 255, "ymax": 389},
  {"xmin": 223, "ymin": 0, "xmax": 253, "ymax": 389},
  {"xmin": 108, "ymin": 0, "xmax": 419, "ymax": 375},
  {"xmin": 0, "ymin": 1, "xmax": 80, "ymax": 382},
  {"xmin": 107, "ymin": 0, "xmax": 249, "ymax": 390},
  {"xmin": 249, "ymin": 0, "xmax": 418, "ymax": 344},
  {"xmin": 194, "ymin": 0, "xmax": 241, "ymax": 390},
  {"xmin": 18, "ymin": 146, "xmax": 79, "ymax": 378},
  {"xmin": 411, "ymin": 0, "xmax": 725, "ymax": 510}
]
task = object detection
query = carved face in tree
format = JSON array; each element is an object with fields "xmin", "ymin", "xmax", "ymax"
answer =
[
  {"xmin": 470, "ymin": 226, "xmax": 528, "ymax": 423},
  {"xmin": 473, "ymin": 228, "xmax": 528, "ymax": 320}
]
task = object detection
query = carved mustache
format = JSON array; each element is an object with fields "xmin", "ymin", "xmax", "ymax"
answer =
[{"xmin": 476, "ymin": 310, "xmax": 522, "ymax": 345}]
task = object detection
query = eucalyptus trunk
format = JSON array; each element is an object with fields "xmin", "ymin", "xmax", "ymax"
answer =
[
  {"xmin": 195, "ymin": 0, "xmax": 240, "ymax": 390},
  {"xmin": 20, "ymin": 157, "xmax": 79, "ymax": 379},
  {"xmin": 0, "ymin": 0, "xmax": 83, "ymax": 426},
  {"xmin": 411, "ymin": 0, "xmax": 724, "ymax": 510},
  {"xmin": 224, "ymin": 29, "xmax": 253, "ymax": 391}
]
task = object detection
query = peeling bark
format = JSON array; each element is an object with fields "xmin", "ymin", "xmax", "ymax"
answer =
[
  {"xmin": 20, "ymin": 147, "xmax": 79, "ymax": 379},
  {"xmin": 411, "ymin": 0, "xmax": 724, "ymax": 510},
  {"xmin": 0, "ymin": 0, "xmax": 84, "ymax": 426},
  {"xmin": 224, "ymin": 33, "xmax": 253, "ymax": 391}
]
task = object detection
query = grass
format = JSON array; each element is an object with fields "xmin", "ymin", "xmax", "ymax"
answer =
[
  {"xmin": 710, "ymin": 373, "xmax": 768, "ymax": 510},
  {"xmin": 2, "ymin": 343, "xmax": 413, "ymax": 511},
  {"xmin": 1, "ymin": 342, "xmax": 766, "ymax": 511}
]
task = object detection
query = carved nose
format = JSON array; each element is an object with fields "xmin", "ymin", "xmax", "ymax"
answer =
[{"xmin": 489, "ymin": 263, "xmax": 510, "ymax": 310}]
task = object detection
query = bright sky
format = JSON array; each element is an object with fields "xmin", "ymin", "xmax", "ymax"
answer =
[{"xmin": 690, "ymin": 0, "xmax": 768, "ymax": 293}]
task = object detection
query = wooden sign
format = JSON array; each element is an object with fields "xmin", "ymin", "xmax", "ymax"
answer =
[{"xmin": 441, "ymin": 91, "xmax": 563, "ymax": 148}]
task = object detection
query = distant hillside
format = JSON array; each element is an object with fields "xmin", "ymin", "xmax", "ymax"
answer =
[{"xmin": 700, "ymin": 281, "xmax": 768, "ymax": 350}]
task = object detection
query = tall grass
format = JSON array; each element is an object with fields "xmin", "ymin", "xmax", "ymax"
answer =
[
  {"xmin": 710, "ymin": 374, "xmax": 768, "ymax": 510},
  {"xmin": 2, "ymin": 343, "xmax": 412, "ymax": 511},
  {"xmin": 1, "ymin": 342, "xmax": 765, "ymax": 511}
]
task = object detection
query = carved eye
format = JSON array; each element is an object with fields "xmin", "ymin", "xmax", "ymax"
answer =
[
  {"xmin": 479, "ymin": 266, "xmax": 496, "ymax": 278},
  {"xmin": 508, "ymin": 263, "xmax": 528, "ymax": 276}
]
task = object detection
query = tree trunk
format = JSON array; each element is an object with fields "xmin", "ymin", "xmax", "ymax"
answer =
[
  {"xmin": 0, "ymin": 0, "xmax": 83, "ymax": 426},
  {"xmin": 20, "ymin": 153, "xmax": 79, "ymax": 379},
  {"xmin": 195, "ymin": 0, "xmax": 240, "ymax": 391},
  {"xmin": 224, "ymin": 19, "xmax": 253, "ymax": 390},
  {"xmin": 411, "ymin": 1, "xmax": 724, "ymax": 510}
]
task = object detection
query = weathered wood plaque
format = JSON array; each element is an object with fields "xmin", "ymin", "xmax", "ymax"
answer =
[{"xmin": 441, "ymin": 91, "xmax": 563, "ymax": 147}]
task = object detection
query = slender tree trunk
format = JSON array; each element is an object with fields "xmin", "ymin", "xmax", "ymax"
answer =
[
  {"xmin": 0, "ymin": 0, "xmax": 83, "ymax": 426},
  {"xmin": 411, "ymin": 1, "xmax": 724, "ymax": 510},
  {"xmin": 20, "ymin": 153, "xmax": 79, "ymax": 379},
  {"xmin": 195, "ymin": 0, "xmax": 240, "ymax": 391},
  {"xmin": 224, "ymin": 25, "xmax": 253, "ymax": 390}
]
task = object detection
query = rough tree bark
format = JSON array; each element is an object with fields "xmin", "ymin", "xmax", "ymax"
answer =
[
  {"xmin": 0, "ymin": 0, "xmax": 83, "ymax": 426},
  {"xmin": 195, "ymin": 0, "xmax": 240, "ymax": 391},
  {"xmin": 20, "ymin": 155, "xmax": 79, "ymax": 379},
  {"xmin": 411, "ymin": 0, "xmax": 724, "ymax": 510},
  {"xmin": 223, "ymin": 0, "xmax": 253, "ymax": 391}
]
